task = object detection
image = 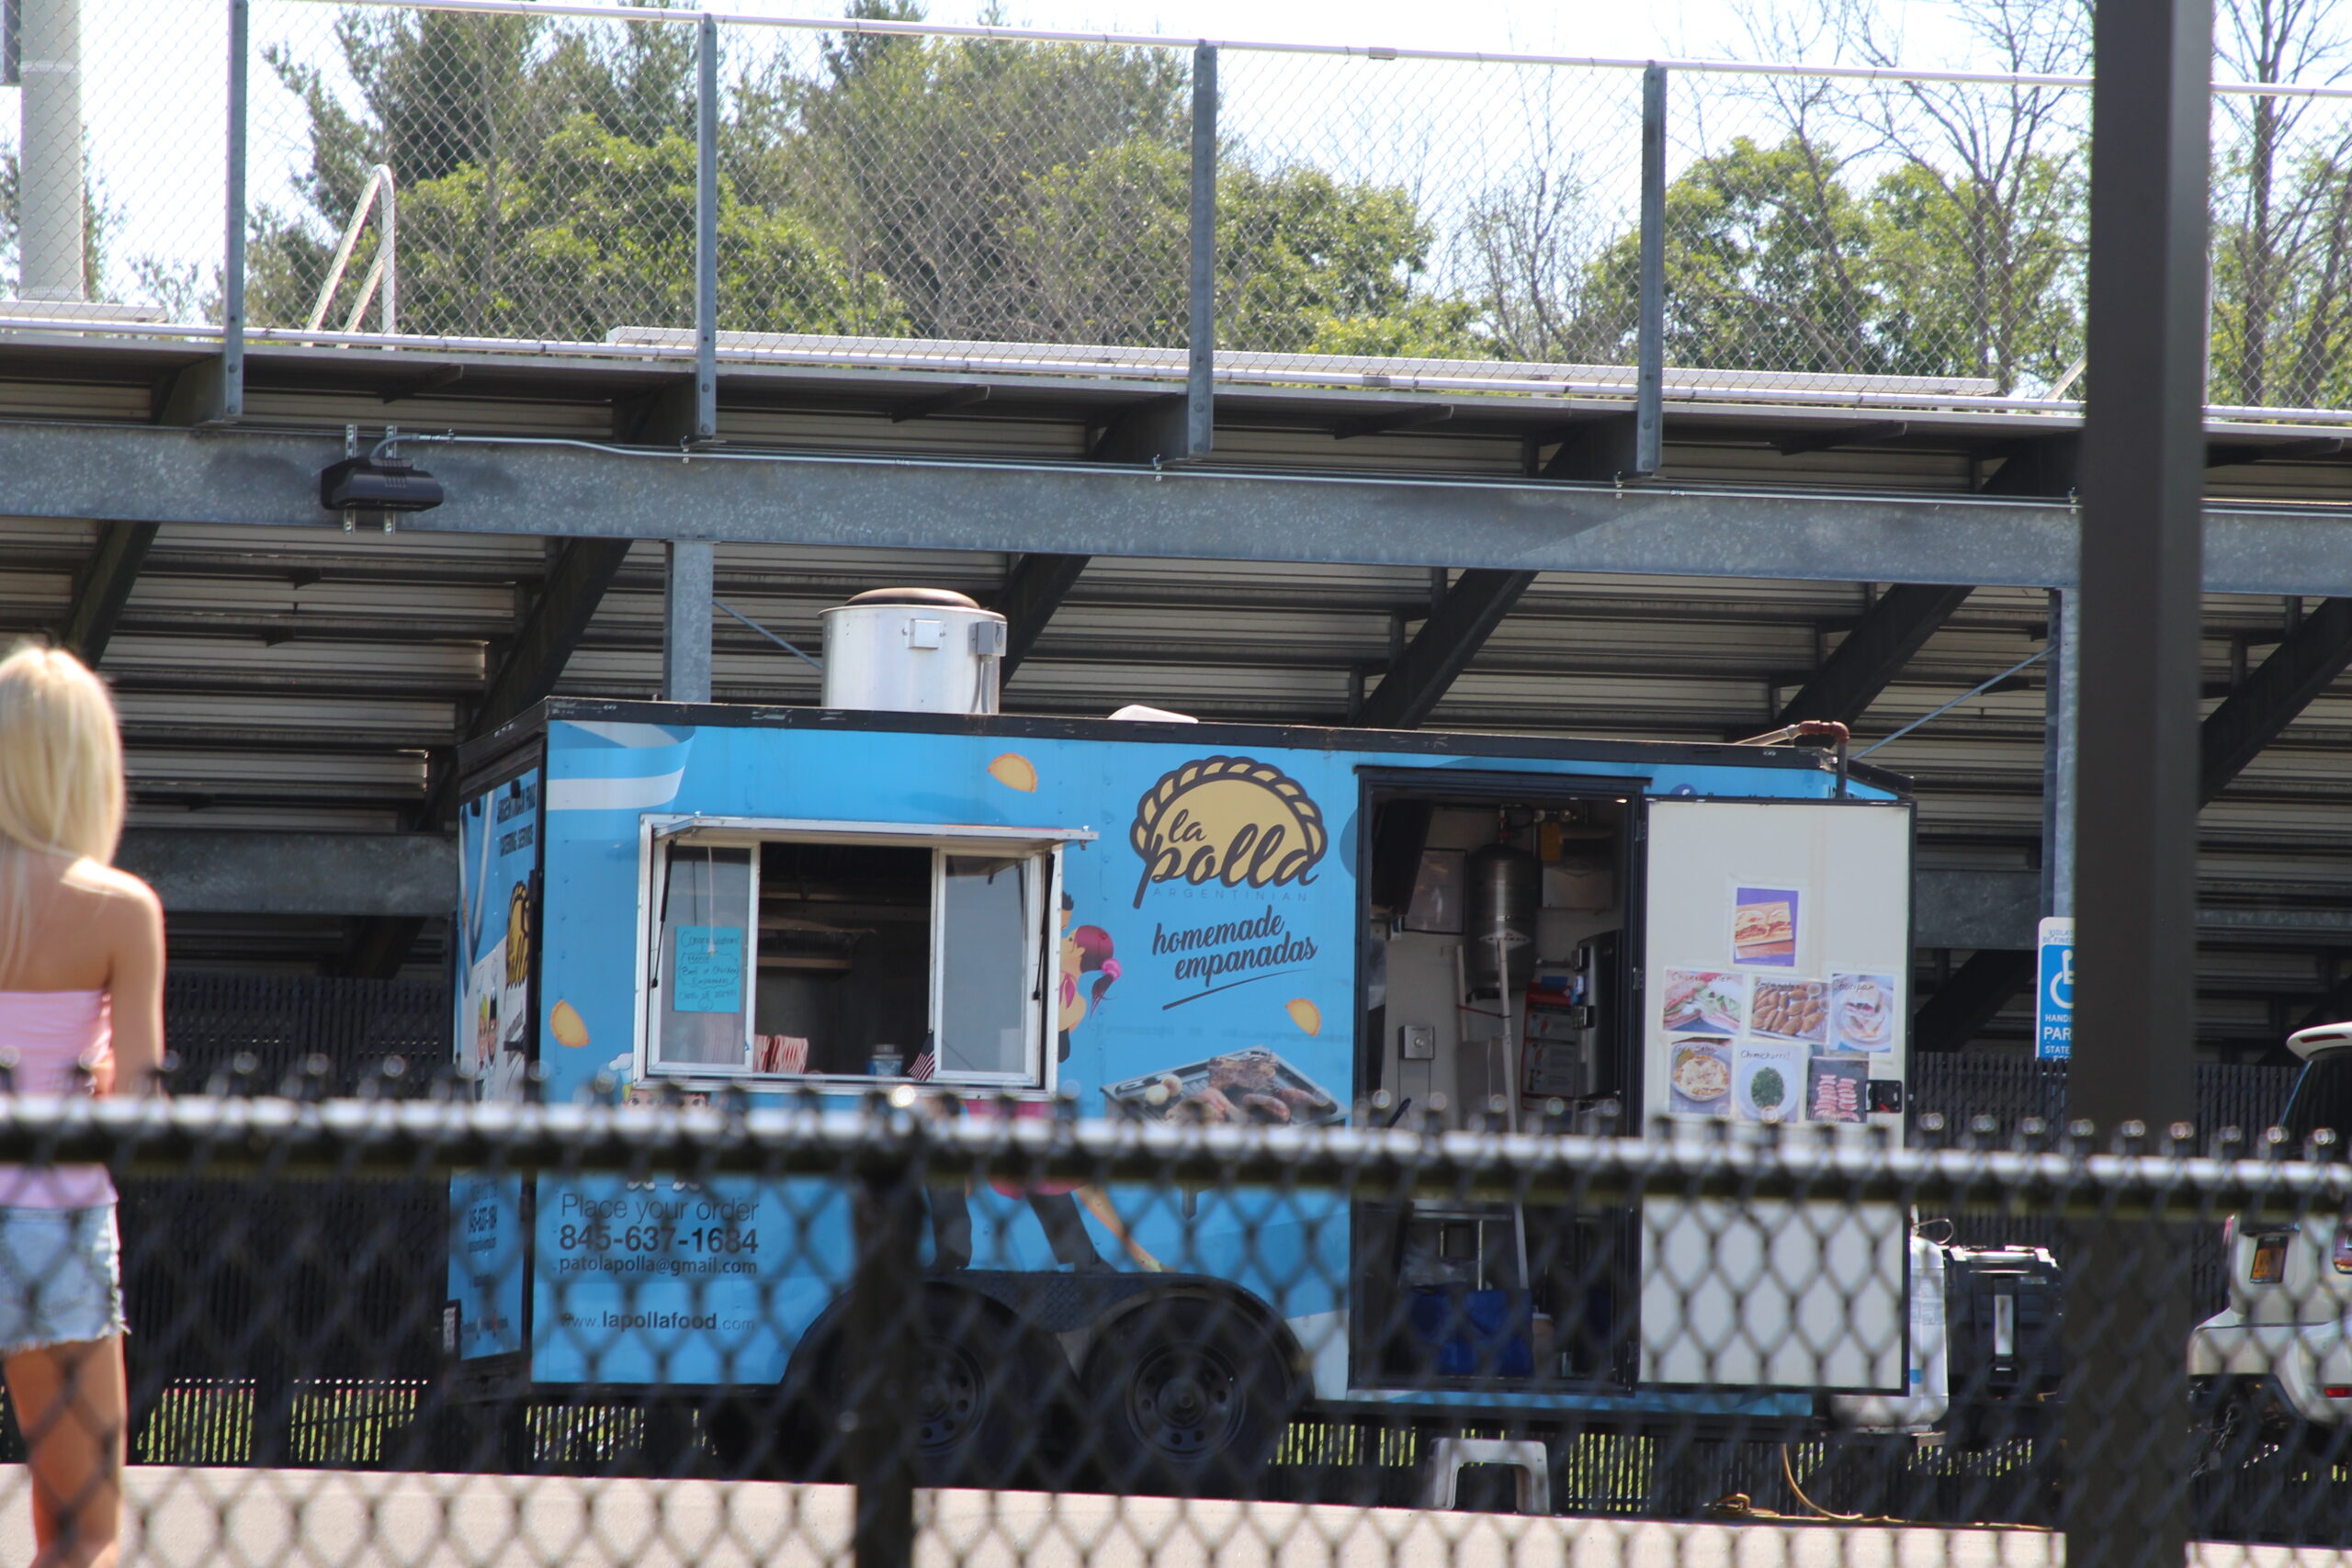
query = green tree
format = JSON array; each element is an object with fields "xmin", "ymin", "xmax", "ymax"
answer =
[
  {"xmin": 1582, "ymin": 135, "xmax": 1891, "ymax": 375},
  {"xmin": 249, "ymin": 6, "xmax": 894, "ymax": 338},
  {"xmin": 249, "ymin": 1, "xmax": 1480, "ymax": 355},
  {"xmin": 1020, "ymin": 138, "xmax": 1481, "ymax": 354},
  {"xmin": 1866, "ymin": 152, "xmax": 2081, "ymax": 389}
]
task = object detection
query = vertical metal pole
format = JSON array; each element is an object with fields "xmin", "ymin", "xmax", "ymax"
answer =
[
  {"xmin": 849, "ymin": 1157, "xmax": 922, "ymax": 1568},
  {"xmin": 2040, "ymin": 588, "xmax": 2077, "ymax": 919},
  {"xmin": 1185, "ymin": 43, "xmax": 1216, "ymax": 459},
  {"xmin": 662, "ymin": 541, "xmax": 714, "ymax": 704},
  {"xmin": 221, "ymin": 0, "xmax": 248, "ymax": 419},
  {"xmin": 1634, "ymin": 64, "xmax": 1667, "ymax": 478},
  {"xmin": 19, "ymin": 0, "xmax": 84, "ymax": 301},
  {"xmin": 693, "ymin": 13, "xmax": 719, "ymax": 445},
  {"xmin": 2064, "ymin": 0, "xmax": 2210, "ymax": 1560}
]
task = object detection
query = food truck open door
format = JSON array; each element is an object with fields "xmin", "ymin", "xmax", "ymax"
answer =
[{"xmin": 1635, "ymin": 797, "xmax": 1914, "ymax": 1393}]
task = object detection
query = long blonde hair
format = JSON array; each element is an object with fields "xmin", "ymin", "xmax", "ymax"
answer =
[{"xmin": 0, "ymin": 644, "xmax": 126, "ymax": 977}]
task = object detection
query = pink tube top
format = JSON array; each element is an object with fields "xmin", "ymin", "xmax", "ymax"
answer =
[{"xmin": 0, "ymin": 990, "xmax": 116, "ymax": 1209}]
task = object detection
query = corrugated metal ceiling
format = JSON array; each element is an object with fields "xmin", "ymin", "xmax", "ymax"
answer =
[{"xmin": 3, "ymin": 515, "xmax": 2346, "ymax": 1057}]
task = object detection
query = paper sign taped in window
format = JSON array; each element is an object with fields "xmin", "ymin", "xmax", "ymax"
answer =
[{"xmin": 672, "ymin": 925, "xmax": 746, "ymax": 1013}]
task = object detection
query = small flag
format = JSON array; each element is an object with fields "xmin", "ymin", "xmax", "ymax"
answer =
[{"xmin": 910, "ymin": 1050, "xmax": 936, "ymax": 1083}]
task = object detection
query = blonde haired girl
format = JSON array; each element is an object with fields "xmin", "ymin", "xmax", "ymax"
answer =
[{"xmin": 0, "ymin": 644, "xmax": 162, "ymax": 1568}]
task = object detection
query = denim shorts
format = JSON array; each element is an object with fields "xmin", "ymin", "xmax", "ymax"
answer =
[{"xmin": 0, "ymin": 1206, "xmax": 124, "ymax": 1356}]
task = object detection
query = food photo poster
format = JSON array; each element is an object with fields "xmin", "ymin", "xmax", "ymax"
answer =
[
  {"xmin": 1661, "ymin": 970, "xmax": 1747, "ymax": 1036},
  {"xmin": 1734, "ymin": 1040, "xmax": 1808, "ymax": 1123},
  {"xmin": 1828, "ymin": 972, "xmax": 1897, "ymax": 1052},
  {"xmin": 1731, "ymin": 885, "xmax": 1801, "ymax": 967},
  {"xmin": 1668, "ymin": 1039, "xmax": 1733, "ymax": 1117}
]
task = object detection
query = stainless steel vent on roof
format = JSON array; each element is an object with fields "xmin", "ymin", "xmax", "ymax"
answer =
[{"xmin": 819, "ymin": 588, "xmax": 1008, "ymax": 716}]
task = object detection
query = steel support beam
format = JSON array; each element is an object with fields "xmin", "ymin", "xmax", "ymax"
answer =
[
  {"xmin": 2199, "ymin": 596, "xmax": 2352, "ymax": 805},
  {"xmin": 2073, "ymin": 0, "xmax": 2208, "ymax": 1130},
  {"xmin": 1912, "ymin": 949, "xmax": 2035, "ymax": 1054},
  {"xmin": 993, "ymin": 553, "xmax": 1088, "ymax": 679},
  {"xmin": 477, "ymin": 537, "xmax": 635, "ymax": 737},
  {"xmin": 119, "ymin": 829, "xmax": 450, "ymax": 917},
  {"xmin": 1634, "ymin": 65, "xmax": 1665, "ymax": 477},
  {"xmin": 1773, "ymin": 437, "xmax": 2079, "ymax": 729},
  {"xmin": 12, "ymin": 423, "xmax": 2352, "ymax": 595},
  {"xmin": 350, "ymin": 536, "xmax": 631, "ymax": 976},
  {"xmin": 58, "ymin": 519, "xmax": 157, "ymax": 662},
  {"xmin": 2067, "ymin": 0, "xmax": 2211, "ymax": 1558},
  {"xmin": 692, "ymin": 13, "xmax": 718, "ymax": 446},
  {"xmin": 1775, "ymin": 583, "xmax": 1973, "ymax": 728},
  {"xmin": 2042, "ymin": 588, "xmax": 2077, "ymax": 920},
  {"xmin": 1185, "ymin": 43, "xmax": 1216, "ymax": 460},
  {"xmin": 1357, "ymin": 569, "xmax": 1537, "ymax": 730},
  {"xmin": 663, "ymin": 539, "xmax": 714, "ymax": 703}
]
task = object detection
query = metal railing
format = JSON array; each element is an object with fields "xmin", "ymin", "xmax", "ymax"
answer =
[{"xmin": 13, "ymin": 1, "xmax": 2352, "ymax": 435}]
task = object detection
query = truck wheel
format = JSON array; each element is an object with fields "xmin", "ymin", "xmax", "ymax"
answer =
[
  {"xmin": 1083, "ymin": 1297, "xmax": 1288, "ymax": 1498},
  {"xmin": 809, "ymin": 1288, "xmax": 1060, "ymax": 1490}
]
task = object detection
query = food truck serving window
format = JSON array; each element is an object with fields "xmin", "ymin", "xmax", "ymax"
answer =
[{"xmin": 640, "ymin": 818, "xmax": 1084, "ymax": 1087}]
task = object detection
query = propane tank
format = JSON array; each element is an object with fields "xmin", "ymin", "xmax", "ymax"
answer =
[{"xmin": 1466, "ymin": 840, "xmax": 1540, "ymax": 997}]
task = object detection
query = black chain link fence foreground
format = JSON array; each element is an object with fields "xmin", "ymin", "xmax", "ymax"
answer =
[{"xmin": 0, "ymin": 1085, "xmax": 2346, "ymax": 1565}]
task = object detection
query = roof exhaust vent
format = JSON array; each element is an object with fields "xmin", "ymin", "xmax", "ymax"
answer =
[{"xmin": 820, "ymin": 588, "xmax": 1007, "ymax": 715}]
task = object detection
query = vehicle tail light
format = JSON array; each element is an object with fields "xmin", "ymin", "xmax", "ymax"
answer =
[
  {"xmin": 2327, "ymin": 1386, "xmax": 2352, "ymax": 1399},
  {"xmin": 2335, "ymin": 1220, "xmax": 2352, "ymax": 1274},
  {"xmin": 2253, "ymin": 1235, "xmax": 2290, "ymax": 1283}
]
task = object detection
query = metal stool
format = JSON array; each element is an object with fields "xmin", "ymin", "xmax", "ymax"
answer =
[{"xmin": 1423, "ymin": 1437, "xmax": 1551, "ymax": 1514}]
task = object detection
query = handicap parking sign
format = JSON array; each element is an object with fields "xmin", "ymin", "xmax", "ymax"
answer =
[{"xmin": 2036, "ymin": 917, "xmax": 2074, "ymax": 1061}]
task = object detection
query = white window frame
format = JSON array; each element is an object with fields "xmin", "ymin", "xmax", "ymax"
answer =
[{"xmin": 634, "ymin": 815, "xmax": 1094, "ymax": 1091}]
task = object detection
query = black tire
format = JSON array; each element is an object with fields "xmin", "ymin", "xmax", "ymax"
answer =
[
  {"xmin": 1082, "ymin": 1295, "xmax": 1290, "ymax": 1499},
  {"xmin": 794, "ymin": 1287, "xmax": 1062, "ymax": 1490}
]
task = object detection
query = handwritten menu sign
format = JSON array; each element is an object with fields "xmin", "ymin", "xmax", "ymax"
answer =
[{"xmin": 672, "ymin": 926, "xmax": 745, "ymax": 1013}]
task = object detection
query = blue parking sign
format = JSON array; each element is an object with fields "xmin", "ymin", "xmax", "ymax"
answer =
[{"xmin": 2036, "ymin": 916, "xmax": 2074, "ymax": 1061}]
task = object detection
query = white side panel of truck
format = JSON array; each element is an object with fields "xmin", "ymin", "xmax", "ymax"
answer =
[{"xmin": 1637, "ymin": 797, "xmax": 1914, "ymax": 1392}]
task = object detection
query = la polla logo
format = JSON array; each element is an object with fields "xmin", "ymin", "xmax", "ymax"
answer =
[{"xmin": 1129, "ymin": 756, "xmax": 1327, "ymax": 908}]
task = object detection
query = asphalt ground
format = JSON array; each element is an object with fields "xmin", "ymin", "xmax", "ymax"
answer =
[{"xmin": 0, "ymin": 1470, "xmax": 2328, "ymax": 1568}]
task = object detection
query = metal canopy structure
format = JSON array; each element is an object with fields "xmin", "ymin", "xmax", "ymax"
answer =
[
  {"xmin": 2, "ymin": 332, "xmax": 2351, "ymax": 1040},
  {"xmin": 11, "ymin": 0, "xmax": 2352, "ymax": 1052}
]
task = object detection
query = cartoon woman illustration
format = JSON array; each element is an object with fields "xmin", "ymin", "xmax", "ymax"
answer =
[
  {"xmin": 1057, "ymin": 896, "xmax": 1119, "ymax": 1061},
  {"xmin": 927, "ymin": 897, "xmax": 1156, "ymax": 1273}
]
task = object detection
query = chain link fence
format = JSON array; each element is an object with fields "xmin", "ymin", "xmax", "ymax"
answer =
[
  {"xmin": 14, "ymin": 1, "xmax": 2352, "ymax": 414},
  {"xmin": 0, "ymin": 1080, "xmax": 2346, "ymax": 1562}
]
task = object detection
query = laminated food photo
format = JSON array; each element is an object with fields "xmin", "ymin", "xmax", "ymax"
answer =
[
  {"xmin": 1747, "ymin": 977, "xmax": 1828, "ymax": 1044},
  {"xmin": 1733, "ymin": 1040, "xmax": 1808, "ymax": 1123},
  {"xmin": 1828, "ymin": 971, "xmax": 1897, "ymax": 1052},
  {"xmin": 1808, "ymin": 1056, "xmax": 1868, "ymax": 1122},
  {"xmin": 1668, "ymin": 1039, "xmax": 1733, "ymax": 1116},
  {"xmin": 1660, "ymin": 968, "xmax": 1747, "ymax": 1036},
  {"xmin": 1730, "ymin": 884, "xmax": 1800, "ymax": 967},
  {"xmin": 1102, "ymin": 1047, "xmax": 1345, "ymax": 1126}
]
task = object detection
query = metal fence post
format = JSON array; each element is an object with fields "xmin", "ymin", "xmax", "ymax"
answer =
[
  {"xmin": 693, "ymin": 11, "xmax": 718, "ymax": 446},
  {"xmin": 220, "ymin": 0, "xmax": 247, "ymax": 421},
  {"xmin": 1186, "ymin": 42, "xmax": 1216, "ymax": 459},
  {"xmin": 1634, "ymin": 63, "xmax": 1666, "ymax": 478},
  {"xmin": 850, "ymin": 1146, "xmax": 922, "ymax": 1568}
]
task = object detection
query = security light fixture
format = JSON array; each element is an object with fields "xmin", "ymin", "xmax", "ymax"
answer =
[{"xmin": 318, "ymin": 452, "xmax": 444, "ymax": 513}]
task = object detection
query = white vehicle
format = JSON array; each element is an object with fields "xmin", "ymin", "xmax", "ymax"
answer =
[{"xmin": 2188, "ymin": 1022, "xmax": 2352, "ymax": 1452}]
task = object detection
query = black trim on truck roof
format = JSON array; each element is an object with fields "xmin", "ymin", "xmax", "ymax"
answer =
[{"xmin": 460, "ymin": 697, "xmax": 1915, "ymax": 801}]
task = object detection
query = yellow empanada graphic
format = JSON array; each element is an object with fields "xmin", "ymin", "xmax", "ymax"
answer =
[
  {"xmin": 549, "ymin": 999, "xmax": 591, "ymax": 1049},
  {"xmin": 988, "ymin": 752, "xmax": 1038, "ymax": 793},
  {"xmin": 1286, "ymin": 998, "xmax": 1322, "ymax": 1036}
]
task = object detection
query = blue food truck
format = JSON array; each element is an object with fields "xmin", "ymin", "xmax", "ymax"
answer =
[{"xmin": 447, "ymin": 588, "xmax": 1931, "ymax": 1486}]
